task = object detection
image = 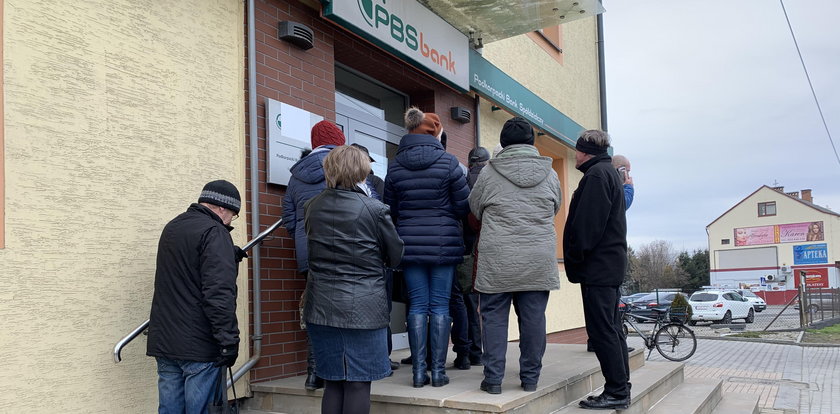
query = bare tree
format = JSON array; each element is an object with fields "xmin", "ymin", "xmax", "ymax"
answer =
[{"xmin": 630, "ymin": 240, "xmax": 689, "ymax": 292}]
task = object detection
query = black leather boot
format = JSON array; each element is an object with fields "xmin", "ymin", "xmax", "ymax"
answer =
[
  {"xmin": 453, "ymin": 353, "xmax": 471, "ymax": 370},
  {"xmin": 407, "ymin": 314, "xmax": 430, "ymax": 388},
  {"xmin": 304, "ymin": 340, "xmax": 324, "ymax": 391},
  {"xmin": 430, "ymin": 314, "xmax": 452, "ymax": 387}
]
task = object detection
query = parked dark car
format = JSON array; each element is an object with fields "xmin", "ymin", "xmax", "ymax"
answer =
[
  {"xmin": 794, "ymin": 291, "xmax": 840, "ymax": 313},
  {"xmin": 619, "ymin": 292, "xmax": 649, "ymax": 310},
  {"xmin": 626, "ymin": 292, "xmax": 688, "ymax": 322}
]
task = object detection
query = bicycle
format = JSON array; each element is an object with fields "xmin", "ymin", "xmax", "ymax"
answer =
[{"xmin": 621, "ymin": 302, "xmax": 697, "ymax": 362}]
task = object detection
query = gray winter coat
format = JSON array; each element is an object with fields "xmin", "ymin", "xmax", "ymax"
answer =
[{"xmin": 469, "ymin": 144, "xmax": 561, "ymax": 294}]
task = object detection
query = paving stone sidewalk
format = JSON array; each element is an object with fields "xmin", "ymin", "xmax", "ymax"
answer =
[{"xmin": 628, "ymin": 336, "xmax": 840, "ymax": 413}]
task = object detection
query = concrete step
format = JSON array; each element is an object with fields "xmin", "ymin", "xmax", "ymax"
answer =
[
  {"xmin": 710, "ymin": 392, "xmax": 761, "ymax": 414},
  {"xmin": 244, "ymin": 343, "xmax": 649, "ymax": 414},
  {"xmin": 549, "ymin": 360, "xmax": 686, "ymax": 414},
  {"xmin": 648, "ymin": 378, "xmax": 722, "ymax": 414}
]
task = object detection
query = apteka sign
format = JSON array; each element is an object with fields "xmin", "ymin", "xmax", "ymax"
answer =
[{"xmin": 793, "ymin": 243, "xmax": 828, "ymax": 265}]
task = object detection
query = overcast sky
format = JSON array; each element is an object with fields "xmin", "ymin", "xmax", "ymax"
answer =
[{"xmin": 602, "ymin": 0, "xmax": 840, "ymax": 253}]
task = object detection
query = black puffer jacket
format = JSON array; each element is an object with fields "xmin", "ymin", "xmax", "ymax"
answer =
[
  {"xmin": 147, "ymin": 203, "xmax": 239, "ymax": 361},
  {"xmin": 563, "ymin": 154, "xmax": 628, "ymax": 287},
  {"xmin": 281, "ymin": 146, "xmax": 336, "ymax": 273},
  {"xmin": 303, "ymin": 187, "xmax": 404, "ymax": 329}
]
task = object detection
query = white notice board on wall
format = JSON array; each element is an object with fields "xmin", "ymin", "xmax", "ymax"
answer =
[{"xmin": 266, "ymin": 99, "xmax": 323, "ymax": 186}]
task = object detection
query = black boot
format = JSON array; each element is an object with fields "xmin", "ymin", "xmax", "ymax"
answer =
[
  {"xmin": 430, "ymin": 314, "xmax": 452, "ymax": 387},
  {"xmin": 407, "ymin": 314, "xmax": 430, "ymax": 388},
  {"xmin": 304, "ymin": 340, "xmax": 324, "ymax": 391},
  {"xmin": 453, "ymin": 353, "xmax": 471, "ymax": 370}
]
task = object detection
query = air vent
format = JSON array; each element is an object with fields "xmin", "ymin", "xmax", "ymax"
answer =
[
  {"xmin": 450, "ymin": 106, "xmax": 471, "ymax": 124},
  {"xmin": 278, "ymin": 21, "xmax": 314, "ymax": 50}
]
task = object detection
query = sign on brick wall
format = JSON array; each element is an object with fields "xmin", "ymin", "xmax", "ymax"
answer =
[{"xmin": 266, "ymin": 99, "xmax": 324, "ymax": 186}]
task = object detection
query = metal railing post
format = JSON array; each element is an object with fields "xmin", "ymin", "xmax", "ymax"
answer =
[{"xmin": 798, "ymin": 272, "xmax": 807, "ymax": 327}]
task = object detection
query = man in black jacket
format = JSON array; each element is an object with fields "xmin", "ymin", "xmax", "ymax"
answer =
[
  {"xmin": 563, "ymin": 130, "xmax": 630, "ymax": 410},
  {"xmin": 147, "ymin": 180, "xmax": 242, "ymax": 413}
]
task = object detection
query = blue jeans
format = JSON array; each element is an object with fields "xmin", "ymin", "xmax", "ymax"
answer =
[
  {"xmin": 156, "ymin": 357, "xmax": 220, "ymax": 414},
  {"xmin": 404, "ymin": 264, "xmax": 455, "ymax": 315}
]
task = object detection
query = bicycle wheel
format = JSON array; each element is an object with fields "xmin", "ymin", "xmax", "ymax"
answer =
[{"xmin": 654, "ymin": 323, "xmax": 697, "ymax": 362}]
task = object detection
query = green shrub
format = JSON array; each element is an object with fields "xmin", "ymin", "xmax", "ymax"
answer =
[{"xmin": 669, "ymin": 293, "xmax": 693, "ymax": 322}]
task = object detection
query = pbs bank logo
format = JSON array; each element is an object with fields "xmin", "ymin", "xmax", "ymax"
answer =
[{"xmin": 355, "ymin": 0, "xmax": 457, "ymax": 75}]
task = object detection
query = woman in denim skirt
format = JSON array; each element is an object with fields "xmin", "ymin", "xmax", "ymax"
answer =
[{"xmin": 303, "ymin": 145, "xmax": 404, "ymax": 414}]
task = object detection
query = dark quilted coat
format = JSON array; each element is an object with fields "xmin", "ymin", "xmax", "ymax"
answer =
[
  {"xmin": 281, "ymin": 146, "xmax": 335, "ymax": 273},
  {"xmin": 384, "ymin": 134, "xmax": 470, "ymax": 266}
]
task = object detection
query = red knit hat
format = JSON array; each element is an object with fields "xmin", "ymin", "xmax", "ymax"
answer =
[
  {"xmin": 310, "ymin": 120, "xmax": 346, "ymax": 148},
  {"xmin": 410, "ymin": 113, "xmax": 442, "ymax": 137}
]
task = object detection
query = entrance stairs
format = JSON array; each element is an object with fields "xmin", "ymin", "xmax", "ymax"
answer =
[{"xmin": 240, "ymin": 344, "xmax": 760, "ymax": 414}]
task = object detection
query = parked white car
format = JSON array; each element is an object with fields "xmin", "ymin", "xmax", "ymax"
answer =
[
  {"xmin": 688, "ymin": 290, "xmax": 754, "ymax": 325},
  {"xmin": 732, "ymin": 289, "xmax": 767, "ymax": 312}
]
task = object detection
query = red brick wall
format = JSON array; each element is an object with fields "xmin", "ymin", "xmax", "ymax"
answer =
[{"xmin": 245, "ymin": 0, "xmax": 476, "ymax": 382}]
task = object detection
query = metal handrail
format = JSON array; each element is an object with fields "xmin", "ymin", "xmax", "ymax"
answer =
[
  {"xmin": 113, "ymin": 319, "xmax": 150, "ymax": 363},
  {"xmin": 113, "ymin": 218, "xmax": 283, "ymax": 367}
]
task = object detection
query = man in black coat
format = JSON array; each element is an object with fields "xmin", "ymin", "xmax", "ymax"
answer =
[
  {"xmin": 147, "ymin": 180, "xmax": 242, "ymax": 413},
  {"xmin": 563, "ymin": 130, "xmax": 630, "ymax": 410}
]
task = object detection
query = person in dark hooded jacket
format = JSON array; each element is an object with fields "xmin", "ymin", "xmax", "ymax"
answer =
[
  {"xmin": 384, "ymin": 107, "xmax": 470, "ymax": 388},
  {"xmin": 147, "ymin": 180, "xmax": 242, "ymax": 413},
  {"xmin": 281, "ymin": 119, "xmax": 346, "ymax": 390}
]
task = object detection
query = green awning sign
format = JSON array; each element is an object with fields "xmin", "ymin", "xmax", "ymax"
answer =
[{"xmin": 470, "ymin": 50, "xmax": 584, "ymax": 148}]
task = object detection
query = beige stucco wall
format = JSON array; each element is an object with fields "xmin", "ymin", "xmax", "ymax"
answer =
[
  {"xmin": 707, "ymin": 187, "xmax": 840, "ymax": 272},
  {"xmin": 1, "ymin": 1, "xmax": 246, "ymax": 412},
  {"xmin": 477, "ymin": 17, "xmax": 601, "ymax": 338}
]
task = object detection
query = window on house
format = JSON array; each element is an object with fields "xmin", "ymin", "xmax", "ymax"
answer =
[
  {"xmin": 758, "ymin": 202, "xmax": 776, "ymax": 217},
  {"xmin": 527, "ymin": 26, "xmax": 563, "ymax": 64},
  {"xmin": 721, "ymin": 239, "xmax": 730, "ymax": 245}
]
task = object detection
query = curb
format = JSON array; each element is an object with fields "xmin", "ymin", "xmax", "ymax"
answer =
[{"xmin": 693, "ymin": 334, "xmax": 840, "ymax": 347}]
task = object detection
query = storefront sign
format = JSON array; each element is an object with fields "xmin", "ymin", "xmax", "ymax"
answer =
[
  {"xmin": 793, "ymin": 268, "xmax": 829, "ymax": 288},
  {"xmin": 793, "ymin": 243, "xmax": 829, "ymax": 265},
  {"xmin": 323, "ymin": 0, "xmax": 469, "ymax": 91},
  {"xmin": 734, "ymin": 221, "xmax": 824, "ymax": 246},
  {"xmin": 734, "ymin": 225, "xmax": 775, "ymax": 246},
  {"xmin": 470, "ymin": 50, "xmax": 584, "ymax": 147},
  {"xmin": 266, "ymin": 99, "xmax": 324, "ymax": 186}
]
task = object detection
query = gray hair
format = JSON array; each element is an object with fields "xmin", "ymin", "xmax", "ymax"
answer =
[
  {"xmin": 579, "ymin": 130, "xmax": 611, "ymax": 147},
  {"xmin": 612, "ymin": 154, "xmax": 629, "ymax": 168},
  {"xmin": 404, "ymin": 107, "xmax": 424, "ymax": 131}
]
